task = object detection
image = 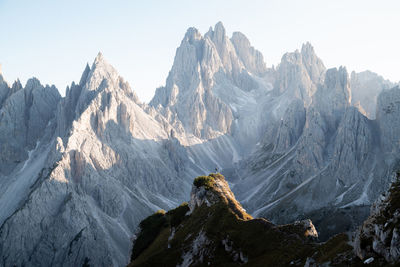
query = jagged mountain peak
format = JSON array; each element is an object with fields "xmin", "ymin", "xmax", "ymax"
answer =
[
  {"xmin": 25, "ymin": 77, "xmax": 42, "ymax": 89},
  {"xmin": 350, "ymin": 70, "xmax": 394, "ymax": 119},
  {"xmin": 301, "ymin": 41, "xmax": 315, "ymax": 55},
  {"xmin": 280, "ymin": 42, "xmax": 324, "ymax": 69},
  {"xmin": 57, "ymin": 54, "xmax": 139, "ymax": 137},
  {"xmin": 11, "ymin": 79, "xmax": 22, "ymax": 90},
  {"xmin": 94, "ymin": 51, "xmax": 105, "ymax": 64},
  {"xmin": 85, "ymin": 51, "xmax": 117, "ymax": 88},
  {"xmin": 325, "ymin": 66, "xmax": 348, "ymax": 87},
  {"xmin": 231, "ymin": 31, "xmax": 267, "ymax": 75},
  {"xmin": 312, "ymin": 66, "xmax": 351, "ymax": 124},
  {"xmin": 274, "ymin": 42, "xmax": 325, "ymax": 105},
  {"xmin": 300, "ymin": 42, "xmax": 325, "ymax": 83},
  {"xmin": 183, "ymin": 27, "xmax": 202, "ymax": 43},
  {"xmin": 88, "ymin": 52, "xmax": 117, "ymax": 82},
  {"xmin": 206, "ymin": 21, "xmax": 226, "ymax": 40},
  {"xmin": 79, "ymin": 63, "xmax": 91, "ymax": 86},
  {"xmin": 205, "ymin": 21, "xmax": 225, "ymax": 37},
  {"xmin": 83, "ymin": 53, "xmax": 137, "ymax": 100},
  {"xmin": 328, "ymin": 67, "xmax": 351, "ymax": 106}
]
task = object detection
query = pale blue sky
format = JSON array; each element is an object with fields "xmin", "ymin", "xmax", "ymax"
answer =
[{"xmin": 0, "ymin": 0, "xmax": 399, "ymax": 102}]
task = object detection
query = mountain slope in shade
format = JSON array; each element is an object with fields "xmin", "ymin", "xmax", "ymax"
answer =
[
  {"xmin": 231, "ymin": 67, "xmax": 396, "ymax": 240},
  {"xmin": 0, "ymin": 75, "xmax": 60, "ymax": 175}
]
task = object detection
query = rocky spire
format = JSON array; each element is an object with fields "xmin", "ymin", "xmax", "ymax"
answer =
[
  {"xmin": 376, "ymin": 86, "xmax": 400, "ymax": 154},
  {"xmin": 79, "ymin": 63, "xmax": 91, "ymax": 86},
  {"xmin": 231, "ymin": 31, "xmax": 267, "ymax": 75},
  {"xmin": 350, "ymin": 70, "xmax": 393, "ymax": 119},
  {"xmin": 301, "ymin": 42, "xmax": 325, "ymax": 83},
  {"xmin": 313, "ymin": 66, "xmax": 351, "ymax": 128}
]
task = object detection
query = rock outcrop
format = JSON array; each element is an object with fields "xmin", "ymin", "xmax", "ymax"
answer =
[
  {"xmin": 129, "ymin": 174, "xmax": 324, "ymax": 267},
  {"xmin": 0, "ymin": 77, "xmax": 60, "ymax": 175},
  {"xmin": 273, "ymin": 42, "xmax": 325, "ymax": 106},
  {"xmin": 376, "ymin": 86, "xmax": 400, "ymax": 156},
  {"xmin": 355, "ymin": 172, "xmax": 400, "ymax": 264},
  {"xmin": 351, "ymin": 70, "xmax": 394, "ymax": 119}
]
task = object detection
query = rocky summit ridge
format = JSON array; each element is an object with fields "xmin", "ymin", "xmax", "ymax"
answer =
[
  {"xmin": 131, "ymin": 173, "xmax": 400, "ymax": 266},
  {"xmin": 129, "ymin": 174, "xmax": 326, "ymax": 267}
]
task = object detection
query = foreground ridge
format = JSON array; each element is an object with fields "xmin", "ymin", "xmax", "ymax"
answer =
[
  {"xmin": 129, "ymin": 174, "xmax": 371, "ymax": 267},
  {"xmin": 130, "ymin": 173, "xmax": 400, "ymax": 266}
]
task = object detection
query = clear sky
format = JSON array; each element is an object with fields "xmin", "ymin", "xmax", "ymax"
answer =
[{"xmin": 0, "ymin": 0, "xmax": 399, "ymax": 102}]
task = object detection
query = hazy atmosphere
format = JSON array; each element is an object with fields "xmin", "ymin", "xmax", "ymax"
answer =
[{"xmin": 1, "ymin": 0, "xmax": 399, "ymax": 101}]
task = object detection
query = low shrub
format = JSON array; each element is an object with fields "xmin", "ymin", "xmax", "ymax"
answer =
[
  {"xmin": 193, "ymin": 175, "xmax": 215, "ymax": 190},
  {"xmin": 167, "ymin": 202, "xmax": 189, "ymax": 227},
  {"xmin": 131, "ymin": 210, "xmax": 168, "ymax": 260}
]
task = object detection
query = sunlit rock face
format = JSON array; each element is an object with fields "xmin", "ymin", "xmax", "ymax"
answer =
[
  {"xmin": 150, "ymin": 22, "xmax": 272, "ymax": 146},
  {"xmin": 231, "ymin": 66, "xmax": 396, "ymax": 239},
  {"xmin": 273, "ymin": 42, "xmax": 325, "ymax": 107},
  {"xmin": 350, "ymin": 70, "xmax": 394, "ymax": 119}
]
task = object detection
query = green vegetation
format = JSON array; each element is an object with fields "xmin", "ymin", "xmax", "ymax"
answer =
[
  {"xmin": 130, "ymin": 205, "xmax": 190, "ymax": 263},
  {"xmin": 130, "ymin": 197, "xmax": 319, "ymax": 266},
  {"xmin": 314, "ymin": 233, "xmax": 353, "ymax": 265},
  {"xmin": 131, "ymin": 210, "xmax": 168, "ymax": 261},
  {"xmin": 193, "ymin": 175, "xmax": 215, "ymax": 189},
  {"xmin": 129, "ymin": 173, "xmax": 373, "ymax": 266},
  {"xmin": 167, "ymin": 202, "xmax": 189, "ymax": 227}
]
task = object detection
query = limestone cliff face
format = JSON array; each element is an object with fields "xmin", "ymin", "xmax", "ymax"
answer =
[
  {"xmin": 313, "ymin": 66, "xmax": 351, "ymax": 129},
  {"xmin": 150, "ymin": 25, "xmax": 233, "ymax": 139},
  {"xmin": 230, "ymin": 31, "xmax": 267, "ymax": 76},
  {"xmin": 233, "ymin": 67, "xmax": 390, "ymax": 240},
  {"xmin": 351, "ymin": 70, "xmax": 394, "ymax": 119},
  {"xmin": 0, "ymin": 76, "xmax": 60, "ymax": 175},
  {"xmin": 273, "ymin": 42, "xmax": 325, "ymax": 106},
  {"xmin": 273, "ymin": 99, "xmax": 306, "ymax": 153},
  {"xmin": 355, "ymin": 173, "xmax": 400, "ymax": 263},
  {"xmin": 0, "ymin": 55, "xmax": 192, "ymax": 267},
  {"xmin": 150, "ymin": 22, "xmax": 269, "ymax": 141},
  {"xmin": 376, "ymin": 86, "xmax": 400, "ymax": 156}
]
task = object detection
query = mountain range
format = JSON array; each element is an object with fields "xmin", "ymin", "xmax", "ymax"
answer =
[{"xmin": 0, "ymin": 22, "xmax": 399, "ymax": 266}]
